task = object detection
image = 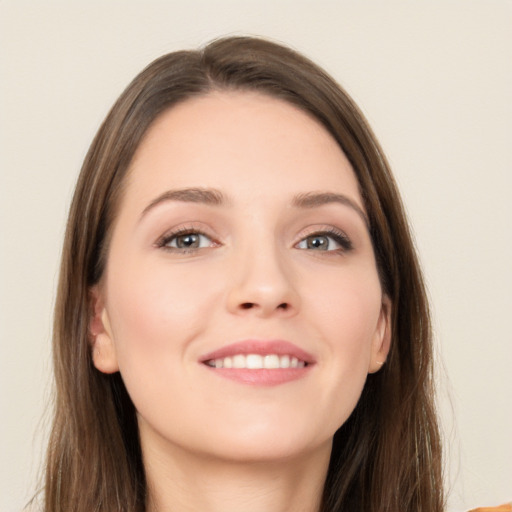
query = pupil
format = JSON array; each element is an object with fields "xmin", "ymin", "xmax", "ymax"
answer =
[
  {"xmin": 177, "ymin": 234, "xmax": 199, "ymax": 248},
  {"xmin": 308, "ymin": 236, "xmax": 327, "ymax": 250}
]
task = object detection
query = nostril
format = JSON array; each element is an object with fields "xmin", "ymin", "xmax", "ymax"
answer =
[{"xmin": 238, "ymin": 302, "xmax": 291, "ymax": 311}]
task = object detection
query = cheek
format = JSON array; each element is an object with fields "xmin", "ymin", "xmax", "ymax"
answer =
[
  {"xmin": 308, "ymin": 264, "xmax": 382, "ymax": 346},
  {"xmin": 105, "ymin": 257, "xmax": 220, "ymax": 377},
  {"xmin": 303, "ymin": 266, "xmax": 382, "ymax": 420}
]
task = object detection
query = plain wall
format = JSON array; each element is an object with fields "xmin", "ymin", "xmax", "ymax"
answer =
[{"xmin": 1, "ymin": 1, "xmax": 510, "ymax": 511}]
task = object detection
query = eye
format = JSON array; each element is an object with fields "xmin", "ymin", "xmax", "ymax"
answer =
[
  {"xmin": 157, "ymin": 229, "xmax": 216, "ymax": 252},
  {"xmin": 296, "ymin": 230, "xmax": 352, "ymax": 252}
]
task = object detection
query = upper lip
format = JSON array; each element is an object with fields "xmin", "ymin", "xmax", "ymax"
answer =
[{"xmin": 199, "ymin": 339, "xmax": 316, "ymax": 364}]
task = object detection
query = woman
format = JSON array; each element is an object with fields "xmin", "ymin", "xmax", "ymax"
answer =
[{"xmin": 42, "ymin": 36, "xmax": 443, "ymax": 511}]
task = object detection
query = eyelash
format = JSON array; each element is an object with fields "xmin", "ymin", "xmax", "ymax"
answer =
[
  {"xmin": 155, "ymin": 227, "xmax": 353, "ymax": 254},
  {"xmin": 155, "ymin": 227, "xmax": 218, "ymax": 253},
  {"xmin": 296, "ymin": 228, "xmax": 353, "ymax": 254}
]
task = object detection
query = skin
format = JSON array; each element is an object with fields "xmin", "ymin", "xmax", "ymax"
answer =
[{"xmin": 90, "ymin": 91, "xmax": 391, "ymax": 512}]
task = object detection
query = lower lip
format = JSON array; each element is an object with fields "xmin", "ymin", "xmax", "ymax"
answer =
[{"xmin": 203, "ymin": 366, "xmax": 313, "ymax": 386}]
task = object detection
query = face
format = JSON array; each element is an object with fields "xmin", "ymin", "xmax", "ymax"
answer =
[{"xmin": 91, "ymin": 91, "xmax": 391, "ymax": 464}]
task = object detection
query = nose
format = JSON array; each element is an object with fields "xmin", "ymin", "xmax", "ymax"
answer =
[{"xmin": 226, "ymin": 242, "xmax": 300, "ymax": 318}]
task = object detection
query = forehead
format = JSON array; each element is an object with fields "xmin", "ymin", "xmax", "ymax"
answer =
[{"xmin": 125, "ymin": 91, "xmax": 363, "ymax": 210}]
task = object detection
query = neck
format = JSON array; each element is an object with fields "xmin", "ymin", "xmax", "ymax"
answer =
[{"xmin": 142, "ymin": 432, "xmax": 331, "ymax": 512}]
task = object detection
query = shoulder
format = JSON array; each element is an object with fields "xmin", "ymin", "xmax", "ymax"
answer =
[{"xmin": 467, "ymin": 504, "xmax": 512, "ymax": 512}]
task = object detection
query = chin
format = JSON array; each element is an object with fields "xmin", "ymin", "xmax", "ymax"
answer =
[{"xmin": 192, "ymin": 419, "xmax": 336, "ymax": 465}]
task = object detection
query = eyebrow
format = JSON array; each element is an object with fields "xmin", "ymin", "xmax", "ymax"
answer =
[
  {"xmin": 140, "ymin": 187, "xmax": 227, "ymax": 219},
  {"xmin": 292, "ymin": 192, "xmax": 369, "ymax": 227},
  {"xmin": 140, "ymin": 187, "xmax": 368, "ymax": 227}
]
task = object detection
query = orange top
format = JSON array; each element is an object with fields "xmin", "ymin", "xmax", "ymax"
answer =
[{"xmin": 468, "ymin": 505, "xmax": 512, "ymax": 512}]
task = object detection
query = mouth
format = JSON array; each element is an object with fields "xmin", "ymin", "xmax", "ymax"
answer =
[
  {"xmin": 199, "ymin": 340, "xmax": 315, "ymax": 386},
  {"xmin": 205, "ymin": 353, "xmax": 309, "ymax": 369}
]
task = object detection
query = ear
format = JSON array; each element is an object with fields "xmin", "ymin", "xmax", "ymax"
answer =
[
  {"xmin": 89, "ymin": 286, "xmax": 119, "ymax": 374},
  {"xmin": 368, "ymin": 295, "xmax": 392, "ymax": 374}
]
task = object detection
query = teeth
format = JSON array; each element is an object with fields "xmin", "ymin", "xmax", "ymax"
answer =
[
  {"xmin": 233, "ymin": 354, "xmax": 245, "ymax": 368},
  {"xmin": 264, "ymin": 354, "xmax": 279, "ymax": 369},
  {"xmin": 246, "ymin": 354, "xmax": 263, "ymax": 369},
  {"xmin": 279, "ymin": 355, "xmax": 290, "ymax": 368},
  {"xmin": 207, "ymin": 354, "xmax": 306, "ymax": 369}
]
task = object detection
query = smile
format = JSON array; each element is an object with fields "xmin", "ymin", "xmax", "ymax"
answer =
[
  {"xmin": 200, "ymin": 340, "xmax": 314, "ymax": 386},
  {"xmin": 205, "ymin": 354, "xmax": 307, "ymax": 369}
]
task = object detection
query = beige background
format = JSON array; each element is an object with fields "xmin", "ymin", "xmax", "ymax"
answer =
[{"xmin": 1, "ymin": 1, "xmax": 511, "ymax": 511}]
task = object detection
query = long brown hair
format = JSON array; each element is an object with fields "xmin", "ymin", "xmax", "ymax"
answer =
[{"xmin": 44, "ymin": 36, "xmax": 443, "ymax": 511}]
